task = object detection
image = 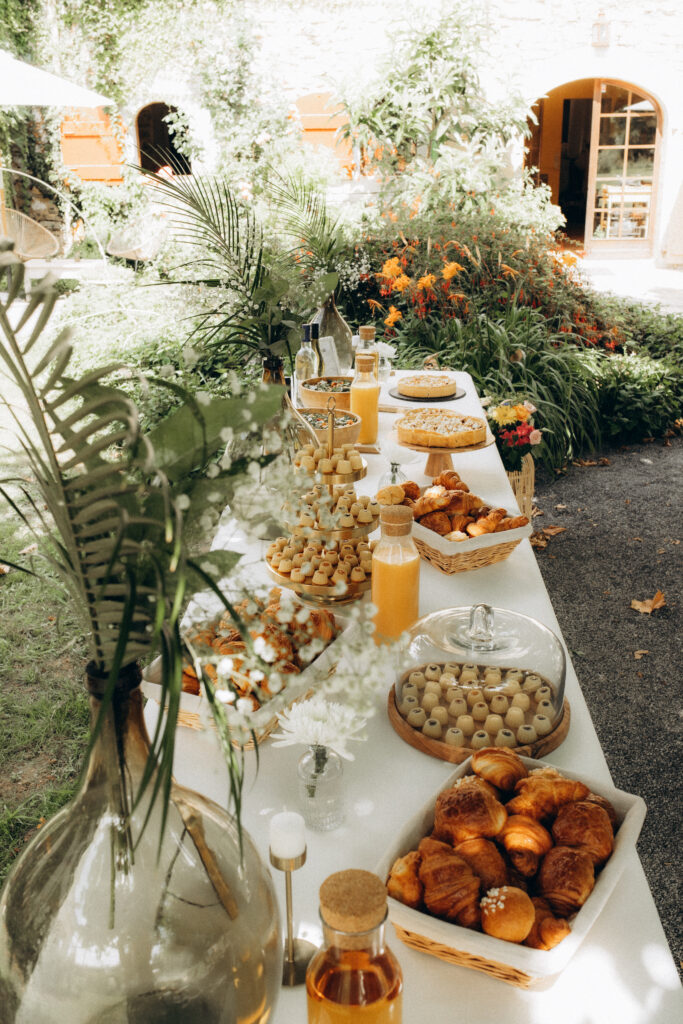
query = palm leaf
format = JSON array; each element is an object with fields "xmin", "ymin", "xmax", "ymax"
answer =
[{"xmin": 268, "ymin": 170, "xmax": 345, "ymax": 274}]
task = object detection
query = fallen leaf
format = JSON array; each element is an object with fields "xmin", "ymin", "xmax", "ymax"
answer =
[
  {"xmin": 673, "ymin": 539, "xmax": 680, "ymax": 546},
  {"xmin": 624, "ymin": 499, "xmax": 630, "ymax": 505},
  {"xmin": 630, "ymin": 536, "xmax": 643, "ymax": 542},
  {"xmin": 657, "ymin": 548, "xmax": 665, "ymax": 554},
  {"xmin": 531, "ymin": 505, "xmax": 544, "ymax": 518},
  {"xmin": 555, "ymin": 504, "xmax": 567, "ymax": 510},
  {"xmin": 572, "ymin": 458, "xmax": 597, "ymax": 467},
  {"xmin": 634, "ymin": 650, "xmax": 650, "ymax": 660},
  {"xmin": 18, "ymin": 543, "xmax": 38, "ymax": 555},
  {"xmin": 530, "ymin": 533, "xmax": 548, "ymax": 549},
  {"xmin": 598, "ymin": 457, "xmax": 610, "ymax": 465},
  {"xmin": 643, "ymin": 437, "xmax": 654, "ymax": 443},
  {"xmin": 664, "ymin": 439, "xmax": 672, "ymax": 447},
  {"xmin": 543, "ymin": 525, "xmax": 567, "ymax": 536},
  {"xmin": 0, "ymin": 564, "xmax": 10, "ymax": 576},
  {"xmin": 603, "ymin": 590, "xmax": 611, "ymax": 595},
  {"xmin": 631, "ymin": 590, "xmax": 666, "ymax": 615},
  {"xmin": 47, "ymin": 615, "xmax": 56, "ymax": 623},
  {"xmin": 36, "ymin": 817, "xmax": 46, "ymax": 830}
]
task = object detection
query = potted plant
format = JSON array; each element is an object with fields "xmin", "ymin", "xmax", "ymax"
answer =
[{"xmin": 0, "ymin": 249, "xmax": 285, "ymax": 1023}]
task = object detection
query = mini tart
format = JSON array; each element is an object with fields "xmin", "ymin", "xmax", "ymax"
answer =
[
  {"xmin": 396, "ymin": 407, "xmax": 487, "ymax": 449},
  {"xmin": 397, "ymin": 373, "xmax": 459, "ymax": 398}
]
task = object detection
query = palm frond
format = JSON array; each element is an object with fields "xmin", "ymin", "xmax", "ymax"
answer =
[{"xmin": 268, "ymin": 170, "xmax": 345, "ymax": 272}]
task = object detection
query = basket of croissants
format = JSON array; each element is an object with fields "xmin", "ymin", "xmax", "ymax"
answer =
[
  {"xmin": 376, "ymin": 747, "xmax": 646, "ymax": 988},
  {"xmin": 376, "ymin": 470, "xmax": 531, "ymax": 575}
]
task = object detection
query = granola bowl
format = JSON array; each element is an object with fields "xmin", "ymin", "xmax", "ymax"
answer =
[{"xmin": 300, "ymin": 376, "xmax": 353, "ymax": 411}]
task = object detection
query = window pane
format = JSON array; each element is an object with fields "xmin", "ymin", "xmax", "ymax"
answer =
[
  {"xmin": 628, "ymin": 92, "xmax": 655, "ymax": 112},
  {"xmin": 597, "ymin": 148, "xmax": 624, "ymax": 175},
  {"xmin": 593, "ymin": 210, "xmax": 620, "ymax": 239},
  {"xmin": 599, "ymin": 116, "xmax": 626, "ymax": 146},
  {"xmin": 601, "ymin": 85, "xmax": 630, "ymax": 114},
  {"xmin": 627, "ymin": 148, "xmax": 655, "ymax": 177},
  {"xmin": 594, "ymin": 182, "xmax": 622, "ymax": 209},
  {"xmin": 620, "ymin": 203, "xmax": 649, "ymax": 238},
  {"xmin": 629, "ymin": 115, "xmax": 656, "ymax": 145}
]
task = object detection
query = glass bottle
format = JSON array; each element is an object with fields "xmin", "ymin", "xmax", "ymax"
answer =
[
  {"xmin": 0, "ymin": 664, "xmax": 282, "ymax": 1023},
  {"xmin": 311, "ymin": 321, "xmax": 323, "ymax": 376},
  {"xmin": 372, "ymin": 505, "xmax": 420, "ymax": 642},
  {"xmin": 262, "ymin": 353, "xmax": 318, "ymax": 454},
  {"xmin": 358, "ymin": 324, "xmax": 378, "ymax": 378},
  {"xmin": 306, "ymin": 869, "xmax": 403, "ymax": 1024},
  {"xmin": 350, "ymin": 353, "xmax": 380, "ymax": 445},
  {"xmin": 297, "ymin": 744, "xmax": 345, "ymax": 831},
  {"xmin": 294, "ymin": 323, "xmax": 320, "ymax": 407}
]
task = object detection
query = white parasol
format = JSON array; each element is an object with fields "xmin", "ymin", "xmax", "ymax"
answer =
[{"xmin": 0, "ymin": 50, "xmax": 113, "ymax": 107}]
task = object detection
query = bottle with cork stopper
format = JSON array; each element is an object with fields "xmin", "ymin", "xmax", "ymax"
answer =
[
  {"xmin": 306, "ymin": 869, "xmax": 403, "ymax": 1023},
  {"xmin": 350, "ymin": 353, "xmax": 380, "ymax": 445},
  {"xmin": 371, "ymin": 505, "xmax": 420, "ymax": 642},
  {"xmin": 358, "ymin": 324, "xmax": 378, "ymax": 378}
]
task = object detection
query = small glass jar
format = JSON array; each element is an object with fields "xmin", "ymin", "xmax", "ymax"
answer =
[
  {"xmin": 297, "ymin": 745, "xmax": 345, "ymax": 831},
  {"xmin": 350, "ymin": 353, "xmax": 380, "ymax": 444},
  {"xmin": 377, "ymin": 352, "xmax": 392, "ymax": 383},
  {"xmin": 372, "ymin": 505, "xmax": 420, "ymax": 642},
  {"xmin": 306, "ymin": 870, "xmax": 403, "ymax": 1024},
  {"xmin": 358, "ymin": 324, "xmax": 379, "ymax": 378}
]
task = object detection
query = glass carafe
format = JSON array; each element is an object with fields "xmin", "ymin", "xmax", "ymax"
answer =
[
  {"xmin": 350, "ymin": 353, "xmax": 380, "ymax": 445},
  {"xmin": 372, "ymin": 505, "xmax": 420, "ymax": 642}
]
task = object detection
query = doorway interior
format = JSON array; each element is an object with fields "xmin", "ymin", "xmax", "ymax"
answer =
[{"xmin": 136, "ymin": 103, "xmax": 191, "ymax": 174}]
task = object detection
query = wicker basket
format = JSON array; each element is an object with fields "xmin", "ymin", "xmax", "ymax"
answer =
[
  {"xmin": 413, "ymin": 517, "xmax": 532, "ymax": 575},
  {"xmin": 506, "ymin": 452, "xmax": 535, "ymax": 519}
]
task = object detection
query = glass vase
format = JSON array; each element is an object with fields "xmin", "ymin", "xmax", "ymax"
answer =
[
  {"xmin": 311, "ymin": 296, "xmax": 353, "ymax": 375},
  {"xmin": 262, "ymin": 354, "xmax": 318, "ymax": 454},
  {"xmin": 0, "ymin": 664, "xmax": 282, "ymax": 1024},
  {"xmin": 297, "ymin": 745, "xmax": 345, "ymax": 831}
]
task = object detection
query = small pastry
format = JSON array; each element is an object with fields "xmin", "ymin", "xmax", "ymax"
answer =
[
  {"xmin": 301, "ymin": 444, "xmax": 315, "ymax": 457},
  {"xmin": 483, "ymin": 668, "xmax": 502, "ymax": 685},
  {"xmin": 368, "ymin": 499, "xmax": 380, "ymax": 516},
  {"xmin": 266, "ymin": 543, "xmax": 278, "ymax": 558},
  {"xmin": 430, "ymin": 706, "xmax": 449, "ymax": 726},
  {"xmin": 278, "ymin": 558, "xmax": 293, "ymax": 574},
  {"xmin": 466, "ymin": 688, "xmax": 484, "ymax": 709},
  {"xmin": 424, "ymin": 680, "xmax": 442, "ymax": 696},
  {"xmin": 292, "ymin": 554, "xmax": 305, "ymax": 568},
  {"xmin": 506, "ymin": 669, "xmax": 524, "ymax": 683},
  {"xmin": 460, "ymin": 668, "xmax": 479, "ymax": 685},
  {"xmin": 350, "ymin": 566, "xmax": 366, "ymax": 583},
  {"xmin": 318, "ymin": 560, "xmax": 334, "ymax": 576},
  {"xmin": 443, "ymin": 663, "xmax": 461, "ymax": 677},
  {"xmin": 425, "ymin": 664, "xmax": 442, "ymax": 681},
  {"xmin": 409, "ymin": 671, "xmax": 426, "ymax": 689},
  {"xmin": 472, "ymin": 701, "xmax": 488, "ymax": 722},
  {"xmin": 399, "ymin": 695, "xmax": 420, "ymax": 716},
  {"xmin": 282, "ymin": 546, "xmax": 294, "ymax": 559},
  {"xmin": 484, "ymin": 714, "xmax": 504, "ymax": 735},
  {"xmin": 422, "ymin": 692, "xmax": 440, "ymax": 713},
  {"xmin": 357, "ymin": 508, "xmax": 373, "ymax": 523},
  {"xmin": 301, "ymin": 561, "xmax": 314, "ymax": 577},
  {"xmin": 318, "ymin": 459, "xmax": 333, "ymax": 474},
  {"xmin": 336, "ymin": 459, "xmax": 352, "ymax": 474},
  {"xmin": 535, "ymin": 687, "xmax": 552, "ymax": 704},
  {"xmin": 537, "ymin": 700, "xmax": 554, "ymax": 718},
  {"xmin": 490, "ymin": 695, "xmax": 509, "ymax": 715},
  {"xmin": 300, "ymin": 455, "xmax": 315, "ymax": 472},
  {"xmin": 484, "ymin": 684, "xmax": 502, "ymax": 701},
  {"xmin": 312, "ymin": 570, "xmax": 328, "ymax": 585},
  {"xmin": 448, "ymin": 697, "xmax": 468, "ymax": 719},
  {"xmin": 422, "ymin": 718, "xmax": 443, "ymax": 739},
  {"xmin": 471, "ymin": 730, "xmax": 491, "ymax": 750},
  {"xmin": 343, "ymin": 554, "xmax": 359, "ymax": 568},
  {"xmin": 533, "ymin": 715, "xmax": 553, "ymax": 737},
  {"xmin": 445, "ymin": 728, "xmax": 466, "ymax": 748},
  {"xmin": 511, "ymin": 693, "xmax": 530, "ymax": 712},
  {"xmin": 313, "ymin": 447, "xmax": 326, "ymax": 460},
  {"xmin": 456, "ymin": 715, "xmax": 475, "ymax": 737},
  {"xmin": 480, "ymin": 886, "xmax": 535, "ymax": 943},
  {"xmin": 350, "ymin": 502, "xmax": 362, "ymax": 517},
  {"xmin": 439, "ymin": 673, "xmax": 458, "ymax": 691},
  {"xmin": 495, "ymin": 729, "xmax": 518, "ymax": 748},
  {"xmin": 445, "ymin": 687, "xmax": 464, "ymax": 704},
  {"xmin": 407, "ymin": 707, "xmax": 427, "ymax": 729},
  {"xmin": 517, "ymin": 724, "xmax": 538, "ymax": 745},
  {"xmin": 502, "ymin": 679, "xmax": 521, "ymax": 696},
  {"xmin": 504, "ymin": 706, "xmax": 525, "ymax": 730},
  {"xmin": 522, "ymin": 675, "xmax": 542, "ymax": 695},
  {"xmin": 401, "ymin": 682, "xmax": 418, "ymax": 700},
  {"xmin": 339, "ymin": 514, "xmax": 355, "ymax": 528},
  {"xmin": 331, "ymin": 570, "xmax": 348, "ymax": 585},
  {"xmin": 290, "ymin": 569, "xmax": 305, "ymax": 583},
  {"xmin": 274, "ymin": 537, "xmax": 287, "ymax": 550}
]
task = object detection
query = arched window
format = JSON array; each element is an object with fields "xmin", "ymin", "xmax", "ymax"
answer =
[{"xmin": 136, "ymin": 103, "xmax": 191, "ymax": 174}]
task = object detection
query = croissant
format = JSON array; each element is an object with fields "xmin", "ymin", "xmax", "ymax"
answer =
[
  {"xmin": 401, "ymin": 480, "xmax": 421, "ymax": 501},
  {"xmin": 433, "ymin": 778, "xmax": 507, "ymax": 845},
  {"xmin": 442, "ymin": 490, "xmax": 483, "ymax": 516},
  {"xmin": 418, "ymin": 838, "xmax": 481, "ymax": 927},
  {"xmin": 433, "ymin": 470, "xmax": 469, "ymax": 492},
  {"xmin": 495, "ymin": 515, "xmax": 529, "ymax": 532},
  {"xmin": 480, "ymin": 885, "xmax": 535, "ymax": 943},
  {"xmin": 497, "ymin": 814, "xmax": 553, "ymax": 877},
  {"xmin": 524, "ymin": 897, "xmax": 571, "ymax": 951},
  {"xmin": 453, "ymin": 837, "xmax": 509, "ymax": 891},
  {"xmin": 470, "ymin": 747, "xmax": 528, "ymax": 793},
  {"xmin": 538, "ymin": 846, "xmax": 595, "ymax": 916},
  {"xmin": 467, "ymin": 508, "xmax": 507, "ymax": 537},
  {"xmin": 413, "ymin": 486, "xmax": 452, "ymax": 517},
  {"xmin": 584, "ymin": 791, "xmax": 618, "ymax": 828},
  {"xmin": 449, "ymin": 514, "xmax": 474, "ymax": 533},
  {"xmin": 506, "ymin": 776, "xmax": 590, "ymax": 821},
  {"xmin": 387, "ymin": 850, "xmax": 423, "ymax": 909},
  {"xmin": 418, "ymin": 510, "xmax": 453, "ymax": 535},
  {"xmin": 551, "ymin": 801, "xmax": 614, "ymax": 867}
]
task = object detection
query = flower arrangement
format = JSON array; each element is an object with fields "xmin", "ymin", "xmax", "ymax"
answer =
[{"xmin": 487, "ymin": 400, "xmax": 543, "ymax": 472}]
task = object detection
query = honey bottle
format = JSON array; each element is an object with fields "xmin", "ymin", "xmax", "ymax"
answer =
[{"xmin": 306, "ymin": 869, "xmax": 403, "ymax": 1023}]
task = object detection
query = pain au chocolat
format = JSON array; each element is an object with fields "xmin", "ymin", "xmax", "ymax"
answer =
[{"xmin": 396, "ymin": 407, "xmax": 487, "ymax": 449}]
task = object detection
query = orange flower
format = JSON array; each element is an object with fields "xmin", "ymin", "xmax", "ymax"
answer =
[
  {"xmin": 500, "ymin": 263, "xmax": 519, "ymax": 278},
  {"xmin": 367, "ymin": 298, "xmax": 384, "ymax": 313},
  {"xmin": 442, "ymin": 261, "xmax": 464, "ymax": 281},
  {"xmin": 384, "ymin": 305, "xmax": 402, "ymax": 327},
  {"xmin": 416, "ymin": 273, "xmax": 436, "ymax": 291},
  {"xmin": 513, "ymin": 404, "xmax": 530, "ymax": 421},
  {"xmin": 380, "ymin": 256, "xmax": 401, "ymax": 279},
  {"xmin": 392, "ymin": 273, "xmax": 411, "ymax": 293}
]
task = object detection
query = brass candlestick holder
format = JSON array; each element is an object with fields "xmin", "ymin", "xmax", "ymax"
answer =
[{"xmin": 269, "ymin": 847, "xmax": 319, "ymax": 986}]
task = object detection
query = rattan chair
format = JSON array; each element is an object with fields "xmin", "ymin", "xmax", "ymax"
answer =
[
  {"xmin": 106, "ymin": 214, "xmax": 167, "ymax": 263},
  {"xmin": 0, "ymin": 208, "xmax": 59, "ymax": 260}
]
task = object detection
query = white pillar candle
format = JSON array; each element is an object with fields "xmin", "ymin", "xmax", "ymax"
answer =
[{"xmin": 269, "ymin": 811, "xmax": 306, "ymax": 859}]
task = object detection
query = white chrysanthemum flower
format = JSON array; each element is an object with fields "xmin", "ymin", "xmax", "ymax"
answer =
[{"xmin": 271, "ymin": 696, "xmax": 366, "ymax": 760}]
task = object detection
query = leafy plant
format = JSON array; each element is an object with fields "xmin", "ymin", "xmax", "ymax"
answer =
[
  {"xmin": 581, "ymin": 350, "xmax": 683, "ymax": 443},
  {"xmin": 0, "ymin": 246, "xmax": 281, "ymax": 840}
]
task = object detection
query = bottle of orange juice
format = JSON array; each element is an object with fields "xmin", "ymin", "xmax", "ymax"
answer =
[
  {"xmin": 372, "ymin": 505, "xmax": 420, "ymax": 642},
  {"xmin": 350, "ymin": 353, "xmax": 380, "ymax": 445}
]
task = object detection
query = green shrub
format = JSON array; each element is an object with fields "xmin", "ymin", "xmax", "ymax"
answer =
[
  {"xmin": 587, "ymin": 295, "xmax": 683, "ymax": 360},
  {"xmin": 581, "ymin": 351, "xmax": 683, "ymax": 443}
]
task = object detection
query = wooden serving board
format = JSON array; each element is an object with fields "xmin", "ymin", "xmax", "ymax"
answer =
[
  {"xmin": 390, "ymin": 428, "xmax": 495, "ymax": 477},
  {"xmin": 387, "ymin": 685, "xmax": 570, "ymax": 763}
]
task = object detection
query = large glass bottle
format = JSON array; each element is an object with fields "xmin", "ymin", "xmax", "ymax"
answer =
[
  {"xmin": 312, "ymin": 295, "xmax": 354, "ymax": 375},
  {"xmin": 372, "ymin": 505, "xmax": 420, "ymax": 642},
  {"xmin": 350, "ymin": 353, "xmax": 380, "ymax": 445},
  {"xmin": 306, "ymin": 869, "xmax": 403, "ymax": 1024},
  {"xmin": 0, "ymin": 664, "xmax": 282, "ymax": 1023},
  {"xmin": 294, "ymin": 323, "xmax": 320, "ymax": 407},
  {"xmin": 358, "ymin": 324, "xmax": 378, "ymax": 378}
]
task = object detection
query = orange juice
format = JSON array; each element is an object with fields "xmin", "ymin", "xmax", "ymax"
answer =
[
  {"xmin": 350, "ymin": 380, "xmax": 380, "ymax": 444},
  {"xmin": 372, "ymin": 547, "xmax": 420, "ymax": 641}
]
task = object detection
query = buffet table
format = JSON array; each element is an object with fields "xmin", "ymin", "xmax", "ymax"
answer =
[{"xmin": 146, "ymin": 371, "xmax": 682, "ymax": 1023}]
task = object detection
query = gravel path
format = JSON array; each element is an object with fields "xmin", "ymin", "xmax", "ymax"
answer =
[{"xmin": 533, "ymin": 437, "xmax": 682, "ymax": 975}]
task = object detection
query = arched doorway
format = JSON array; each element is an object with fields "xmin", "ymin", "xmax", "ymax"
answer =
[
  {"xmin": 526, "ymin": 79, "xmax": 661, "ymax": 255},
  {"xmin": 136, "ymin": 103, "xmax": 191, "ymax": 174}
]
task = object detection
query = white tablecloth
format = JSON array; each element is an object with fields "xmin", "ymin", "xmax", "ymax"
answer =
[{"xmin": 146, "ymin": 372, "xmax": 682, "ymax": 1023}]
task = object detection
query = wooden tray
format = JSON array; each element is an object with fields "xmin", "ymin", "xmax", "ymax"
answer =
[
  {"xmin": 391, "ymin": 429, "xmax": 495, "ymax": 477},
  {"xmin": 387, "ymin": 684, "xmax": 570, "ymax": 763},
  {"xmin": 265, "ymin": 563, "xmax": 371, "ymax": 605},
  {"xmin": 285, "ymin": 519, "xmax": 378, "ymax": 542}
]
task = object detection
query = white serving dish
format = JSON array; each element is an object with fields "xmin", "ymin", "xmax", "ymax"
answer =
[
  {"xmin": 374, "ymin": 755, "xmax": 646, "ymax": 988},
  {"xmin": 411, "ymin": 515, "xmax": 532, "ymax": 554}
]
